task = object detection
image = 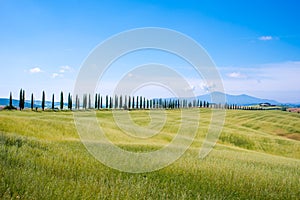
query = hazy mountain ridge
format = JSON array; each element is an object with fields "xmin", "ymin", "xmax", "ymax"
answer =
[{"xmin": 196, "ymin": 92, "xmax": 280, "ymax": 105}]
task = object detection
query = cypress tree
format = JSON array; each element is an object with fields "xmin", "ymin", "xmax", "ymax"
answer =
[
  {"xmin": 95, "ymin": 93, "xmax": 98, "ymax": 109},
  {"xmin": 106, "ymin": 95, "xmax": 108, "ymax": 108},
  {"xmin": 124, "ymin": 95, "xmax": 127, "ymax": 109},
  {"xmin": 83, "ymin": 94, "xmax": 87, "ymax": 109},
  {"xmin": 52, "ymin": 94, "xmax": 55, "ymax": 110},
  {"xmin": 115, "ymin": 95, "xmax": 118, "ymax": 109},
  {"xmin": 82, "ymin": 95, "xmax": 85, "ymax": 109},
  {"xmin": 22, "ymin": 90, "xmax": 25, "ymax": 110},
  {"xmin": 97, "ymin": 94, "xmax": 100, "ymax": 109},
  {"xmin": 100, "ymin": 95, "xmax": 102, "ymax": 109},
  {"xmin": 68, "ymin": 93, "xmax": 71, "ymax": 110},
  {"xmin": 88, "ymin": 94, "xmax": 91, "ymax": 109},
  {"xmin": 109, "ymin": 96, "xmax": 112, "ymax": 109},
  {"xmin": 9, "ymin": 92, "xmax": 13, "ymax": 108},
  {"xmin": 75, "ymin": 95, "xmax": 78, "ymax": 109},
  {"xmin": 136, "ymin": 96, "xmax": 138, "ymax": 109},
  {"xmin": 68, "ymin": 93, "xmax": 72, "ymax": 110},
  {"xmin": 60, "ymin": 91, "xmax": 64, "ymax": 110},
  {"xmin": 132, "ymin": 96, "xmax": 135, "ymax": 109},
  {"xmin": 128, "ymin": 96, "xmax": 131, "ymax": 109},
  {"xmin": 42, "ymin": 91, "xmax": 45, "ymax": 111},
  {"xmin": 120, "ymin": 95, "xmax": 123, "ymax": 109},
  {"xmin": 19, "ymin": 89, "xmax": 22, "ymax": 110},
  {"xmin": 31, "ymin": 93, "xmax": 34, "ymax": 110}
]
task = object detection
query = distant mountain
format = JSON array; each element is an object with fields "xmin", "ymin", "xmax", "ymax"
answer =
[
  {"xmin": 0, "ymin": 98, "xmax": 32, "ymax": 108},
  {"xmin": 196, "ymin": 92, "xmax": 280, "ymax": 106}
]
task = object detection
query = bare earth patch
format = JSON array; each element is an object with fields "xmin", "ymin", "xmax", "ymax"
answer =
[
  {"xmin": 287, "ymin": 108, "xmax": 300, "ymax": 113},
  {"xmin": 278, "ymin": 133, "xmax": 300, "ymax": 141}
]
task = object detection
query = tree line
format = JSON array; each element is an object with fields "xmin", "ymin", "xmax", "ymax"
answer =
[{"xmin": 5, "ymin": 89, "xmax": 266, "ymax": 111}]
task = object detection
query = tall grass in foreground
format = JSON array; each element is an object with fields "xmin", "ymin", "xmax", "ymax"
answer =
[{"xmin": 0, "ymin": 110, "xmax": 299, "ymax": 199}]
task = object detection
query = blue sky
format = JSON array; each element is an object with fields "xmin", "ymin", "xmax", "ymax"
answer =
[{"xmin": 0, "ymin": 0, "xmax": 300, "ymax": 103}]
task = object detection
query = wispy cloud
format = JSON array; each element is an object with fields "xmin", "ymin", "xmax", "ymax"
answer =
[
  {"xmin": 258, "ymin": 36, "xmax": 273, "ymax": 41},
  {"xmin": 29, "ymin": 67, "xmax": 42, "ymax": 73},
  {"xmin": 59, "ymin": 65, "xmax": 72, "ymax": 73},
  {"xmin": 220, "ymin": 61, "xmax": 300, "ymax": 102},
  {"xmin": 52, "ymin": 73, "xmax": 62, "ymax": 78},
  {"xmin": 199, "ymin": 81, "xmax": 216, "ymax": 92},
  {"xmin": 227, "ymin": 72, "xmax": 247, "ymax": 79},
  {"xmin": 51, "ymin": 65, "xmax": 73, "ymax": 78}
]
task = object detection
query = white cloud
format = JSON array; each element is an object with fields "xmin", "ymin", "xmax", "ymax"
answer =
[
  {"xmin": 199, "ymin": 81, "xmax": 216, "ymax": 92},
  {"xmin": 29, "ymin": 67, "xmax": 42, "ymax": 73},
  {"xmin": 227, "ymin": 72, "xmax": 247, "ymax": 79},
  {"xmin": 221, "ymin": 61, "xmax": 300, "ymax": 102},
  {"xmin": 258, "ymin": 36, "xmax": 273, "ymax": 41},
  {"xmin": 51, "ymin": 65, "xmax": 73, "ymax": 78},
  {"xmin": 184, "ymin": 85, "xmax": 195, "ymax": 92},
  {"xmin": 52, "ymin": 73, "xmax": 63, "ymax": 78},
  {"xmin": 59, "ymin": 65, "xmax": 72, "ymax": 73}
]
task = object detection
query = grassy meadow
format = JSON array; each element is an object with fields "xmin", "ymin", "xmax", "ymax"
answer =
[{"xmin": 0, "ymin": 109, "xmax": 299, "ymax": 199}]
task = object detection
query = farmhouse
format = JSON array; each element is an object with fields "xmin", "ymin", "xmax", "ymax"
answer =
[{"xmin": 259, "ymin": 103, "xmax": 271, "ymax": 107}]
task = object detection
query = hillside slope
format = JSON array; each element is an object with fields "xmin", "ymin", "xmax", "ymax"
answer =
[{"xmin": 0, "ymin": 109, "xmax": 299, "ymax": 199}]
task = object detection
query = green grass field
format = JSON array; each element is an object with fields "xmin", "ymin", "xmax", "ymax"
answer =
[{"xmin": 0, "ymin": 109, "xmax": 299, "ymax": 199}]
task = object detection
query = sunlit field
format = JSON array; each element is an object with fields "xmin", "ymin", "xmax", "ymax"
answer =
[{"xmin": 0, "ymin": 109, "xmax": 299, "ymax": 199}]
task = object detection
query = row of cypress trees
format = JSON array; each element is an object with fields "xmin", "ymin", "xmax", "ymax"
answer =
[
  {"xmin": 9, "ymin": 90, "xmax": 212, "ymax": 111},
  {"xmin": 8, "ymin": 89, "xmax": 265, "ymax": 111},
  {"xmin": 7, "ymin": 89, "xmax": 72, "ymax": 111}
]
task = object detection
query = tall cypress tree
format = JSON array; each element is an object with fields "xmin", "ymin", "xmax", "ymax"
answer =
[
  {"xmin": 100, "ymin": 95, "xmax": 102, "ymax": 109},
  {"xmin": 95, "ymin": 93, "xmax": 98, "ymax": 109},
  {"xmin": 105, "ymin": 95, "xmax": 108, "ymax": 108},
  {"xmin": 42, "ymin": 91, "xmax": 45, "ymax": 111},
  {"xmin": 109, "ymin": 96, "xmax": 112, "ymax": 109},
  {"xmin": 68, "ymin": 93, "xmax": 72, "ymax": 110},
  {"xmin": 83, "ymin": 94, "xmax": 85, "ymax": 109},
  {"xmin": 115, "ymin": 95, "xmax": 118, "ymax": 109},
  {"xmin": 75, "ymin": 95, "xmax": 78, "ymax": 109},
  {"xmin": 119, "ymin": 95, "xmax": 123, "ymax": 109},
  {"xmin": 88, "ymin": 94, "xmax": 91, "ymax": 109},
  {"xmin": 128, "ymin": 96, "xmax": 131, "ymax": 109},
  {"xmin": 60, "ymin": 91, "xmax": 64, "ymax": 110},
  {"xmin": 22, "ymin": 90, "xmax": 25, "ymax": 110},
  {"xmin": 31, "ymin": 93, "xmax": 34, "ymax": 110},
  {"xmin": 68, "ymin": 93, "xmax": 71, "ymax": 110},
  {"xmin": 52, "ymin": 94, "xmax": 55, "ymax": 110},
  {"xmin": 70, "ymin": 95, "xmax": 72, "ymax": 110},
  {"xmin": 124, "ymin": 95, "xmax": 127, "ymax": 109},
  {"xmin": 9, "ymin": 92, "xmax": 13, "ymax": 108},
  {"xmin": 132, "ymin": 96, "xmax": 135, "ymax": 109},
  {"xmin": 19, "ymin": 89, "xmax": 22, "ymax": 110}
]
